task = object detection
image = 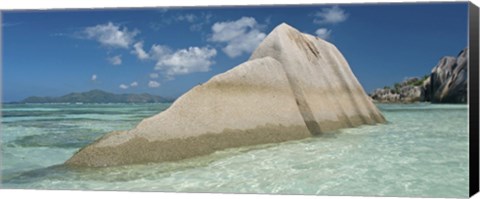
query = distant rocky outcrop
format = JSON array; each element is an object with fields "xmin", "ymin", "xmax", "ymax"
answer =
[
  {"xmin": 370, "ymin": 48, "xmax": 468, "ymax": 104},
  {"xmin": 66, "ymin": 23, "xmax": 385, "ymax": 167},
  {"xmin": 370, "ymin": 77, "xmax": 427, "ymax": 103},
  {"xmin": 425, "ymin": 48, "xmax": 468, "ymax": 103},
  {"xmin": 19, "ymin": 89, "xmax": 173, "ymax": 104}
]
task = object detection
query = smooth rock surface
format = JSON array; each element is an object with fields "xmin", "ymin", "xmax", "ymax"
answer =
[
  {"xmin": 66, "ymin": 23, "xmax": 386, "ymax": 167},
  {"xmin": 426, "ymin": 48, "xmax": 468, "ymax": 103}
]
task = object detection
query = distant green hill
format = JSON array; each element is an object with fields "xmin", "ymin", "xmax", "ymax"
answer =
[{"xmin": 18, "ymin": 89, "xmax": 174, "ymax": 104}]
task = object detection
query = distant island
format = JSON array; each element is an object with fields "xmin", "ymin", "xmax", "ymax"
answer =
[{"xmin": 14, "ymin": 89, "xmax": 174, "ymax": 104}]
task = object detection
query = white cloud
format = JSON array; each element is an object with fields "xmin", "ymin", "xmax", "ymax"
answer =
[
  {"xmin": 84, "ymin": 22, "xmax": 138, "ymax": 48},
  {"xmin": 119, "ymin": 84, "xmax": 129, "ymax": 89},
  {"xmin": 189, "ymin": 13, "xmax": 213, "ymax": 32},
  {"xmin": 132, "ymin": 42, "xmax": 149, "ymax": 60},
  {"xmin": 152, "ymin": 12, "xmax": 212, "ymax": 31},
  {"xmin": 91, "ymin": 74, "xmax": 97, "ymax": 81},
  {"xmin": 130, "ymin": 41, "xmax": 216, "ymax": 78},
  {"xmin": 155, "ymin": 47, "xmax": 217, "ymax": 77},
  {"xmin": 315, "ymin": 28, "xmax": 332, "ymax": 40},
  {"xmin": 314, "ymin": 6, "xmax": 348, "ymax": 25},
  {"xmin": 210, "ymin": 17, "xmax": 266, "ymax": 58},
  {"xmin": 176, "ymin": 14, "xmax": 198, "ymax": 23},
  {"xmin": 148, "ymin": 80, "xmax": 161, "ymax": 88},
  {"xmin": 108, "ymin": 55, "xmax": 122, "ymax": 65},
  {"xmin": 149, "ymin": 44, "xmax": 172, "ymax": 59},
  {"xmin": 130, "ymin": 81, "xmax": 138, "ymax": 87},
  {"xmin": 149, "ymin": 73, "xmax": 159, "ymax": 79},
  {"xmin": 155, "ymin": 13, "xmax": 212, "ymax": 32}
]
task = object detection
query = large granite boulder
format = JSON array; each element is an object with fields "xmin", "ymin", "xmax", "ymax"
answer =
[
  {"xmin": 425, "ymin": 48, "xmax": 468, "ymax": 103},
  {"xmin": 399, "ymin": 86, "xmax": 424, "ymax": 102},
  {"xmin": 66, "ymin": 23, "xmax": 386, "ymax": 167}
]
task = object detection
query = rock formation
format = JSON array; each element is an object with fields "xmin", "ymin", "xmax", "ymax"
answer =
[
  {"xmin": 370, "ymin": 89, "xmax": 401, "ymax": 103},
  {"xmin": 66, "ymin": 23, "xmax": 386, "ymax": 167},
  {"xmin": 370, "ymin": 77, "xmax": 426, "ymax": 103},
  {"xmin": 371, "ymin": 48, "xmax": 468, "ymax": 104},
  {"xmin": 425, "ymin": 48, "xmax": 468, "ymax": 103}
]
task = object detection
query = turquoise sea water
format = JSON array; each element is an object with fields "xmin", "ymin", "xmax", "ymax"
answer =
[{"xmin": 0, "ymin": 103, "xmax": 469, "ymax": 197}]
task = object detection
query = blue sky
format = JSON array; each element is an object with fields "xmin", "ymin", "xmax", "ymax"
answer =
[{"xmin": 2, "ymin": 2, "xmax": 468, "ymax": 102}]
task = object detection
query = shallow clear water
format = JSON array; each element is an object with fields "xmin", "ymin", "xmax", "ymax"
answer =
[{"xmin": 1, "ymin": 103, "xmax": 469, "ymax": 197}]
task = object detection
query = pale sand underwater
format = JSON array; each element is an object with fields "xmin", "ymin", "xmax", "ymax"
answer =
[{"xmin": 1, "ymin": 103, "xmax": 468, "ymax": 197}]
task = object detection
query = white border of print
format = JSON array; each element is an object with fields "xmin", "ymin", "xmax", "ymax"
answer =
[
  {"xmin": 0, "ymin": 1, "xmax": 476, "ymax": 199},
  {"xmin": 0, "ymin": 0, "xmax": 463, "ymax": 10}
]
